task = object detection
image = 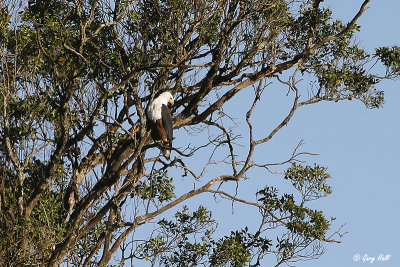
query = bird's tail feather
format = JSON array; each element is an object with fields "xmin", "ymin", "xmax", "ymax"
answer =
[
  {"xmin": 161, "ymin": 141, "xmax": 172, "ymax": 160},
  {"xmin": 162, "ymin": 148, "xmax": 171, "ymax": 160}
]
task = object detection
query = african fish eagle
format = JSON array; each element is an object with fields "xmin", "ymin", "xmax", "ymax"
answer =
[{"xmin": 146, "ymin": 91, "xmax": 174, "ymax": 159}]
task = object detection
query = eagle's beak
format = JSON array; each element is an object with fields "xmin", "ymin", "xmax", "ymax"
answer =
[{"xmin": 169, "ymin": 97, "xmax": 174, "ymax": 105}]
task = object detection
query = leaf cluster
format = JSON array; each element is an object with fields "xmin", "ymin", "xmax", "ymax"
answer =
[
  {"xmin": 375, "ymin": 46, "xmax": 400, "ymax": 76},
  {"xmin": 133, "ymin": 171, "xmax": 176, "ymax": 203}
]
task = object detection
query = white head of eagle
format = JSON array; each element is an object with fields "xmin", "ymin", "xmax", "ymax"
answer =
[{"xmin": 146, "ymin": 92, "xmax": 174, "ymax": 159}]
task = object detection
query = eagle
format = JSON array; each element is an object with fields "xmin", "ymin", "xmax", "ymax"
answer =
[{"xmin": 146, "ymin": 91, "xmax": 174, "ymax": 159}]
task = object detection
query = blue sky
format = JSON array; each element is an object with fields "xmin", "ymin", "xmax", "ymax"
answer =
[
  {"xmin": 294, "ymin": 1, "xmax": 400, "ymax": 266},
  {"xmin": 172, "ymin": 1, "xmax": 400, "ymax": 266},
  {"xmin": 127, "ymin": 1, "xmax": 400, "ymax": 266}
]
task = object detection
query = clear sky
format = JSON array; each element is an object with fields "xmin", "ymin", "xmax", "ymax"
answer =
[
  {"xmin": 131, "ymin": 1, "xmax": 400, "ymax": 266},
  {"xmin": 173, "ymin": 1, "xmax": 400, "ymax": 266},
  {"xmin": 293, "ymin": 1, "xmax": 400, "ymax": 266}
]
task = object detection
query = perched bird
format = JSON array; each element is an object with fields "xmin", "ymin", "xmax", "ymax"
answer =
[{"xmin": 146, "ymin": 91, "xmax": 174, "ymax": 159}]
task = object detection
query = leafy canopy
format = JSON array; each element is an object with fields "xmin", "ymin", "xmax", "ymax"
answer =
[{"xmin": 0, "ymin": 0, "xmax": 399, "ymax": 266}]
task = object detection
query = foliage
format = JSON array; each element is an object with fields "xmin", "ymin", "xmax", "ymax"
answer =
[
  {"xmin": 137, "ymin": 206, "xmax": 216, "ymax": 266},
  {"xmin": 0, "ymin": 0, "xmax": 398, "ymax": 266},
  {"xmin": 134, "ymin": 171, "xmax": 176, "ymax": 203},
  {"xmin": 375, "ymin": 46, "xmax": 400, "ymax": 76}
]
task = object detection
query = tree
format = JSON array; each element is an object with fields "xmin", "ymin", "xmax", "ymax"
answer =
[{"xmin": 0, "ymin": 0, "xmax": 399, "ymax": 266}]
